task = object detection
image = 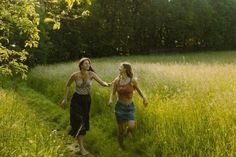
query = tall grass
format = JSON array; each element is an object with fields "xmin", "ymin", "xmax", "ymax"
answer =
[
  {"xmin": 0, "ymin": 87, "xmax": 71, "ymax": 157},
  {"xmin": 23, "ymin": 51, "xmax": 236, "ymax": 156},
  {"xmin": 135, "ymin": 64, "xmax": 236, "ymax": 157}
]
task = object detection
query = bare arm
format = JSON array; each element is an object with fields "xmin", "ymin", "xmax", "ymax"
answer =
[
  {"xmin": 132, "ymin": 78, "xmax": 148, "ymax": 107},
  {"xmin": 108, "ymin": 78, "xmax": 118, "ymax": 106},
  {"xmin": 91, "ymin": 71, "xmax": 109, "ymax": 87},
  {"xmin": 60, "ymin": 73, "xmax": 75, "ymax": 108}
]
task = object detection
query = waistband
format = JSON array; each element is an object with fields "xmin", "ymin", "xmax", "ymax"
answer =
[
  {"xmin": 117, "ymin": 100, "xmax": 134, "ymax": 106},
  {"xmin": 74, "ymin": 92, "xmax": 90, "ymax": 96}
]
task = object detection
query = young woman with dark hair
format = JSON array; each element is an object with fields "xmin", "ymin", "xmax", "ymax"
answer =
[{"xmin": 61, "ymin": 57, "xmax": 110, "ymax": 155}]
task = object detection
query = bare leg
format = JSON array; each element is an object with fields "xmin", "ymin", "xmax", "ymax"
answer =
[
  {"xmin": 77, "ymin": 135, "xmax": 89, "ymax": 155},
  {"xmin": 127, "ymin": 120, "xmax": 135, "ymax": 138},
  {"xmin": 117, "ymin": 123, "xmax": 126, "ymax": 150}
]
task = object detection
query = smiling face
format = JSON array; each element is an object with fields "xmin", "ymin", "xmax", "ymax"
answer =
[
  {"xmin": 79, "ymin": 59, "xmax": 91, "ymax": 71},
  {"xmin": 82, "ymin": 60, "xmax": 91, "ymax": 70}
]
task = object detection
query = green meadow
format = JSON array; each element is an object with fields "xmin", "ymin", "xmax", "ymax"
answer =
[{"xmin": 1, "ymin": 51, "xmax": 236, "ymax": 157}]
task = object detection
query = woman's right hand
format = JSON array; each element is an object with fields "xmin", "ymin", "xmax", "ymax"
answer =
[{"xmin": 60, "ymin": 99, "xmax": 67, "ymax": 109}]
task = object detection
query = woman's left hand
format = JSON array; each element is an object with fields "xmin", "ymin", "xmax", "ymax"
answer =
[
  {"xmin": 143, "ymin": 98, "xmax": 148, "ymax": 108},
  {"xmin": 60, "ymin": 99, "xmax": 67, "ymax": 109}
]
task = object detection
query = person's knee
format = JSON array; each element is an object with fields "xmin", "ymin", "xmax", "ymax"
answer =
[{"xmin": 128, "ymin": 121, "xmax": 135, "ymax": 130}]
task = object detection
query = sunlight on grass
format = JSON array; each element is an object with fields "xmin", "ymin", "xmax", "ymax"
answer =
[
  {"xmin": 0, "ymin": 89, "xmax": 69, "ymax": 157},
  {"xmin": 5, "ymin": 52, "xmax": 236, "ymax": 157}
]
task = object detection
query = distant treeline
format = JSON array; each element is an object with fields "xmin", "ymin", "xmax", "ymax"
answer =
[{"xmin": 30, "ymin": 0, "xmax": 236, "ymax": 64}]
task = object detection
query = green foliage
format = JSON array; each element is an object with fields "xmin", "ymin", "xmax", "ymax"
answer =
[
  {"xmin": 0, "ymin": 0, "xmax": 40, "ymax": 78},
  {"xmin": 39, "ymin": 0, "xmax": 236, "ymax": 63},
  {"xmin": 42, "ymin": 0, "xmax": 91, "ymax": 28},
  {"xmin": 0, "ymin": 0, "xmax": 40, "ymax": 48},
  {"xmin": 0, "ymin": 46, "xmax": 28, "ymax": 79},
  {"xmin": 0, "ymin": 0, "xmax": 92, "ymax": 76},
  {"xmin": 31, "ymin": 0, "xmax": 92, "ymax": 63},
  {"xmin": 0, "ymin": 88, "xmax": 70, "ymax": 157},
  {"xmin": 1, "ymin": 0, "xmax": 236, "ymax": 66}
]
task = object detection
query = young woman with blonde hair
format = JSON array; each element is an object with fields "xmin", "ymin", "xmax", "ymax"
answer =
[{"xmin": 108, "ymin": 62, "xmax": 148, "ymax": 150}]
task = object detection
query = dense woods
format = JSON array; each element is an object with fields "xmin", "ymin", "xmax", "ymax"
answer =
[
  {"xmin": 1, "ymin": 0, "xmax": 236, "ymax": 74},
  {"xmin": 40, "ymin": 0, "xmax": 236, "ymax": 63}
]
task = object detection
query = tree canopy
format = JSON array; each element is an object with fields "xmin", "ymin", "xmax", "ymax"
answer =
[
  {"xmin": 1, "ymin": 0, "xmax": 236, "ymax": 78},
  {"xmin": 39, "ymin": 0, "xmax": 236, "ymax": 62},
  {"xmin": 0, "ymin": 0, "xmax": 90, "ymax": 78},
  {"xmin": 0, "ymin": 0, "xmax": 40, "ymax": 79}
]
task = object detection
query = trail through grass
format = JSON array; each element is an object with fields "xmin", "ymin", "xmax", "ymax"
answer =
[{"xmin": 0, "ymin": 82, "xmax": 74, "ymax": 157}]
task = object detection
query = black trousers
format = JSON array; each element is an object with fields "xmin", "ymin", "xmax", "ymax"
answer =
[{"xmin": 69, "ymin": 92, "xmax": 91, "ymax": 137}]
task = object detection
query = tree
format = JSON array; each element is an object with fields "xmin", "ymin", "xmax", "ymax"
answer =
[
  {"xmin": 0, "ymin": 0, "xmax": 91, "ymax": 78},
  {"xmin": 0, "ymin": 0, "xmax": 40, "ymax": 79}
]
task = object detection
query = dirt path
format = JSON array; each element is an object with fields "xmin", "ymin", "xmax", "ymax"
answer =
[{"xmin": 66, "ymin": 143, "xmax": 94, "ymax": 157}]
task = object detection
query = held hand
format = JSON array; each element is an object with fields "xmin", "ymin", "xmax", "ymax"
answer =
[
  {"xmin": 143, "ymin": 98, "xmax": 148, "ymax": 108},
  {"xmin": 107, "ymin": 100, "xmax": 112, "ymax": 108},
  {"xmin": 107, "ymin": 82, "xmax": 112, "ymax": 87},
  {"xmin": 60, "ymin": 99, "xmax": 67, "ymax": 109},
  {"xmin": 104, "ymin": 82, "xmax": 112, "ymax": 87}
]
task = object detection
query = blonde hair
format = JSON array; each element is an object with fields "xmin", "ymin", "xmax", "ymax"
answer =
[{"xmin": 121, "ymin": 62, "xmax": 133, "ymax": 78}]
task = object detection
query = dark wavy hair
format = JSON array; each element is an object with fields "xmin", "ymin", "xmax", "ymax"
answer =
[
  {"xmin": 78, "ymin": 57, "xmax": 95, "ymax": 72},
  {"xmin": 122, "ymin": 62, "xmax": 133, "ymax": 78}
]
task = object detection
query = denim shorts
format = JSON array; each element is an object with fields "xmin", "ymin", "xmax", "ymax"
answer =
[{"xmin": 115, "ymin": 101, "xmax": 135, "ymax": 123}]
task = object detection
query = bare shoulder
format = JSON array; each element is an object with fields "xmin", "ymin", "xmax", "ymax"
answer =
[
  {"xmin": 71, "ymin": 71, "xmax": 80, "ymax": 79},
  {"xmin": 89, "ymin": 71, "xmax": 95, "ymax": 76},
  {"xmin": 112, "ymin": 76, "xmax": 120, "ymax": 85},
  {"xmin": 132, "ymin": 77, "xmax": 138, "ymax": 84},
  {"xmin": 114, "ymin": 76, "xmax": 120, "ymax": 82},
  {"xmin": 89, "ymin": 71, "xmax": 96, "ymax": 78}
]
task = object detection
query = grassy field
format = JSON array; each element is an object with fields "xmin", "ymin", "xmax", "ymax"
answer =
[
  {"xmin": 1, "ymin": 51, "xmax": 236, "ymax": 157},
  {"xmin": 0, "ymin": 85, "xmax": 73, "ymax": 157}
]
